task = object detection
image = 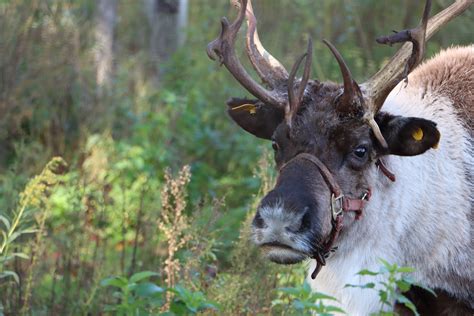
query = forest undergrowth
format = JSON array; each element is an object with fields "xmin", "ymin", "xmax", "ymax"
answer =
[{"xmin": 1, "ymin": 0, "xmax": 468, "ymax": 314}]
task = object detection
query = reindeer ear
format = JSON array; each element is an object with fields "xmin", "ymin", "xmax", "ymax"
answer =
[
  {"xmin": 375, "ymin": 112, "xmax": 440, "ymax": 156},
  {"xmin": 227, "ymin": 98, "xmax": 284, "ymax": 140}
]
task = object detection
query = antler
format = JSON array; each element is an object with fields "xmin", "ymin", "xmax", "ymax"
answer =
[
  {"xmin": 287, "ymin": 39, "xmax": 313, "ymax": 125},
  {"xmin": 360, "ymin": 0, "xmax": 472, "ymax": 148},
  {"xmin": 361, "ymin": 0, "xmax": 431, "ymax": 115},
  {"xmin": 207, "ymin": 0, "xmax": 287, "ymax": 108},
  {"xmin": 362, "ymin": 0, "xmax": 473, "ymax": 115},
  {"xmin": 244, "ymin": 0, "xmax": 289, "ymax": 88},
  {"xmin": 322, "ymin": 40, "xmax": 364, "ymax": 116}
]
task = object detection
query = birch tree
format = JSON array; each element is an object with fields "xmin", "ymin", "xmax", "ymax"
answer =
[
  {"xmin": 95, "ymin": 0, "xmax": 117, "ymax": 93},
  {"xmin": 145, "ymin": 0, "xmax": 188, "ymax": 81}
]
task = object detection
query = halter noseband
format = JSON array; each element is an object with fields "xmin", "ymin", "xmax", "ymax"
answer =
[{"xmin": 279, "ymin": 152, "xmax": 372, "ymax": 279}]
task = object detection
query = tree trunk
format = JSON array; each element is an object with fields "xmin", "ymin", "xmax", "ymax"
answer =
[
  {"xmin": 145, "ymin": 0, "xmax": 188, "ymax": 81},
  {"xmin": 95, "ymin": 0, "xmax": 116, "ymax": 93}
]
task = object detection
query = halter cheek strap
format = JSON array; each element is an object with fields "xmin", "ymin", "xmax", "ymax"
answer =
[
  {"xmin": 281, "ymin": 153, "xmax": 371, "ymax": 219},
  {"xmin": 279, "ymin": 153, "xmax": 372, "ymax": 279}
]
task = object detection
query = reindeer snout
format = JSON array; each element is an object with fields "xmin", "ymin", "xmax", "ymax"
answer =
[
  {"xmin": 251, "ymin": 189, "xmax": 318, "ymax": 264},
  {"xmin": 253, "ymin": 189, "xmax": 313, "ymax": 234}
]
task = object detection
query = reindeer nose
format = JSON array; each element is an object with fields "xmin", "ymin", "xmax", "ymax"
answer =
[
  {"xmin": 253, "ymin": 191, "xmax": 311, "ymax": 233},
  {"xmin": 253, "ymin": 205, "xmax": 311, "ymax": 232}
]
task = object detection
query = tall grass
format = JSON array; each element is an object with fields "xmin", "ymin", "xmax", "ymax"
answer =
[{"xmin": 0, "ymin": 157, "xmax": 67, "ymax": 314}]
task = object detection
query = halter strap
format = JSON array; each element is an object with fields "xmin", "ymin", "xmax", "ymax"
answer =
[
  {"xmin": 280, "ymin": 153, "xmax": 370, "ymax": 216},
  {"xmin": 279, "ymin": 152, "xmax": 372, "ymax": 279},
  {"xmin": 288, "ymin": 153, "xmax": 342, "ymax": 197}
]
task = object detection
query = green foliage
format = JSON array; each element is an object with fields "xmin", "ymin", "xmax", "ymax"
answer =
[
  {"xmin": 101, "ymin": 272, "xmax": 164, "ymax": 315},
  {"xmin": 0, "ymin": 157, "xmax": 66, "ymax": 284},
  {"xmin": 168, "ymin": 285, "xmax": 219, "ymax": 315},
  {"xmin": 345, "ymin": 259, "xmax": 436, "ymax": 316},
  {"xmin": 100, "ymin": 271, "xmax": 218, "ymax": 315},
  {"xmin": 0, "ymin": 0, "xmax": 469, "ymax": 314},
  {"xmin": 273, "ymin": 281, "xmax": 346, "ymax": 315}
]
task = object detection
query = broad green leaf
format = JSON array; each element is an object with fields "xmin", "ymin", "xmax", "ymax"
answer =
[
  {"xmin": 135, "ymin": 282, "xmax": 164, "ymax": 298},
  {"xmin": 310, "ymin": 292, "xmax": 339, "ymax": 301},
  {"xmin": 379, "ymin": 290, "xmax": 388, "ymax": 303},
  {"xmin": 296, "ymin": 300, "xmax": 318, "ymax": 309},
  {"xmin": 378, "ymin": 258, "xmax": 391, "ymax": 267},
  {"xmin": 200, "ymin": 302, "xmax": 218, "ymax": 311},
  {"xmin": 18, "ymin": 228, "xmax": 38, "ymax": 235},
  {"xmin": 100, "ymin": 276, "xmax": 128, "ymax": 288},
  {"xmin": 7, "ymin": 229, "xmax": 38, "ymax": 244},
  {"xmin": 0, "ymin": 271, "xmax": 19, "ymax": 283},
  {"xmin": 362, "ymin": 282, "xmax": 376, "ymax": 289},
  {"xmin": 126, "ymin": 282, "xmax": 137, "ymax": 292},
  {"xmin": 302, "ymin": 281, "xmax": 312, "ymax": 293},
  {"xmin": 11, "ymin": 253, "xmax": 29, "ymax": 260},
  {"xmin": 325, "ymin": 305, "xmax": 346, "ymax": 313},
  {"xmin": 169, "ymin": 301, "xmax": 188, "ymax": 315},
  {"xmin": 397, "ymin": 266, "xmax": 415, "ymax": 273},
  {"xmin": 357, "ymin": 269, "xmax": 379, "ymax": 276},
  {"xmin": 277, "ymin": 287, "xmax": 303, "ymax": 296},
  {"xmin": 7, "ymin": 232, "xmax": 21, "ymax": 244},
  {"xmin": 292, "ymin": 300, "xmax": 305, "ymax": 310},
  {"xmin": 345, "ymin": 282, "xmax": 376, "ymax": 290},
  {"xmin": 395, "ymin": 279, "xmax": 411, "ymax": 292},
  {"xmin": 271, "ymin": 299, "xmax": 287, "ymax": 307},
  {"xmin": 414, "ymin": 283, "xmax": 437, "ymax": 297},
  {"xmin": 130, "ymin": 271, "xmax": 159, "ymax": 283},
  {"xmin": 0, "ymin": 215, "xmax": 10, "ymax": 230},
  {"xmin": 396, "ymin": 293, "xmax": 419, "ymax": 316}
]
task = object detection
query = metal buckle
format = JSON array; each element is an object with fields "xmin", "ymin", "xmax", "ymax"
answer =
[{"xmin": 330, "ymin": 193, "xmax": 344, "ymax": 221}]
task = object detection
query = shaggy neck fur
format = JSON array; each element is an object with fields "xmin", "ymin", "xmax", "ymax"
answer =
[{"xmin": 309, "ymin": 46, "xmax": 474, "ymax": 315}]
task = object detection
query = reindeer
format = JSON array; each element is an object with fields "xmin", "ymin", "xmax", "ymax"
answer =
[{"xmin": 207, "ymin": 0, "xmax": 473, "ymax": 314}]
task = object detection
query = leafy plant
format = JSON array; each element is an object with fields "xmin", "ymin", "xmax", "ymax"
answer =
[
  {"xmin": 101, "ymin": 271, "xmax": 164, "ymax": 315},
  {"xmin": 272, "ymin": 280, "xmax": 346, "ymax": 316},
  {"xmin": 100, "ymin": 271, "xmax": 218, "ymax": 315},
  {"xmin": 345, "ymin": 259, "xmax": 436, "ymax": 316},
  {"xmin": 0, "ymin": 157, "xmax": 67, "ymax": 284},
  {"xmin": 168, "ymin": 285, "xmax": 218, "ymax": 315}
]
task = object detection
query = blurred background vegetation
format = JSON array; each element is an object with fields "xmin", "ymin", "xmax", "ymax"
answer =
[{"xmin": 0, "ymin": 0, "xmax": 472, "ymax": 314}]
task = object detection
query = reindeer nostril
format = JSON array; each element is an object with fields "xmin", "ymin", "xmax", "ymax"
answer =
[
  {"xmin": 299, "ymin": 207, "xmax": 312, "ymax": 232},
  {"xmin": 285, "ymin": 206, "xmax": 311, "ymax": 233},
  {"xmin": 253, "ymin": 211, "xmax": 266, "ymax": 228}
]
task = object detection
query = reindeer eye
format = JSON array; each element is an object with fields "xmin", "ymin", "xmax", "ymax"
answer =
[
  {"xmin": 353, "ymin": 146, "xmax": 367, "ymax": 158},
  {"xmin": 272, "ymin": 140, "xmax": 279, "ymax": 151}
]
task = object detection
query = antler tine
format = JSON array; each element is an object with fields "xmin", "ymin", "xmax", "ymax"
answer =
[
  {"xmin": 207, "ymin": 0, "xmax": 286, "ymax": 108},
  {"xmin": 362, "ymin": 0, "xmax": 472, "ymax": 115},
  {"xmin": 375, "ymin": 0, "xmax": 430, "ymax": 73},
  {"xmin": 244, "ymin": 0, "xmax": 289, "ymax": 88},
  {"xmin": 360, "ymin": 0, "xmax": 472, "ymax": 149},
  {"xmin": 299, "ymin": 38, "xmax": 313, "ymax": 102},
  {"xmin": 287, "ymin": 39, "xmax": 313, "ymax": 125},
  {"xmin": 323, "ymin": 40, "xmax": 363, "ymax": 115}
]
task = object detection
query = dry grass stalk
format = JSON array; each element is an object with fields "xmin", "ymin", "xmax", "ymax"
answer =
[{"xmin": 158, "ymin": 165, "xmax": 191, "ymax": 308}]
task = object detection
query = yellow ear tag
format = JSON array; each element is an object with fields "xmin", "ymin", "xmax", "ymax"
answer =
[
  {"xmin": 231, "ymin": 103, "xmax": 257, "ymax": 115},
  {"xmin": 412, "ymin": 127, "xmax": 423, "ymax": 141}
]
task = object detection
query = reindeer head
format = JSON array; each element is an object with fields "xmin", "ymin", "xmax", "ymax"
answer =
[{"xmin": 207, "ymin": 0, "xmax": 468, "ymax": 274}]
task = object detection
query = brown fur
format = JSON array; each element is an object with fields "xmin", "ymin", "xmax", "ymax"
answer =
[{"xmin": 410, "ymin": 46, "xmax": 474, "ymax": 133}]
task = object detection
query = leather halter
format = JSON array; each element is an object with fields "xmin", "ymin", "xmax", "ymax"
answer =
[{"xmin": 279, "ymin": 153, "xmax": 371, "ymax": 279}]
